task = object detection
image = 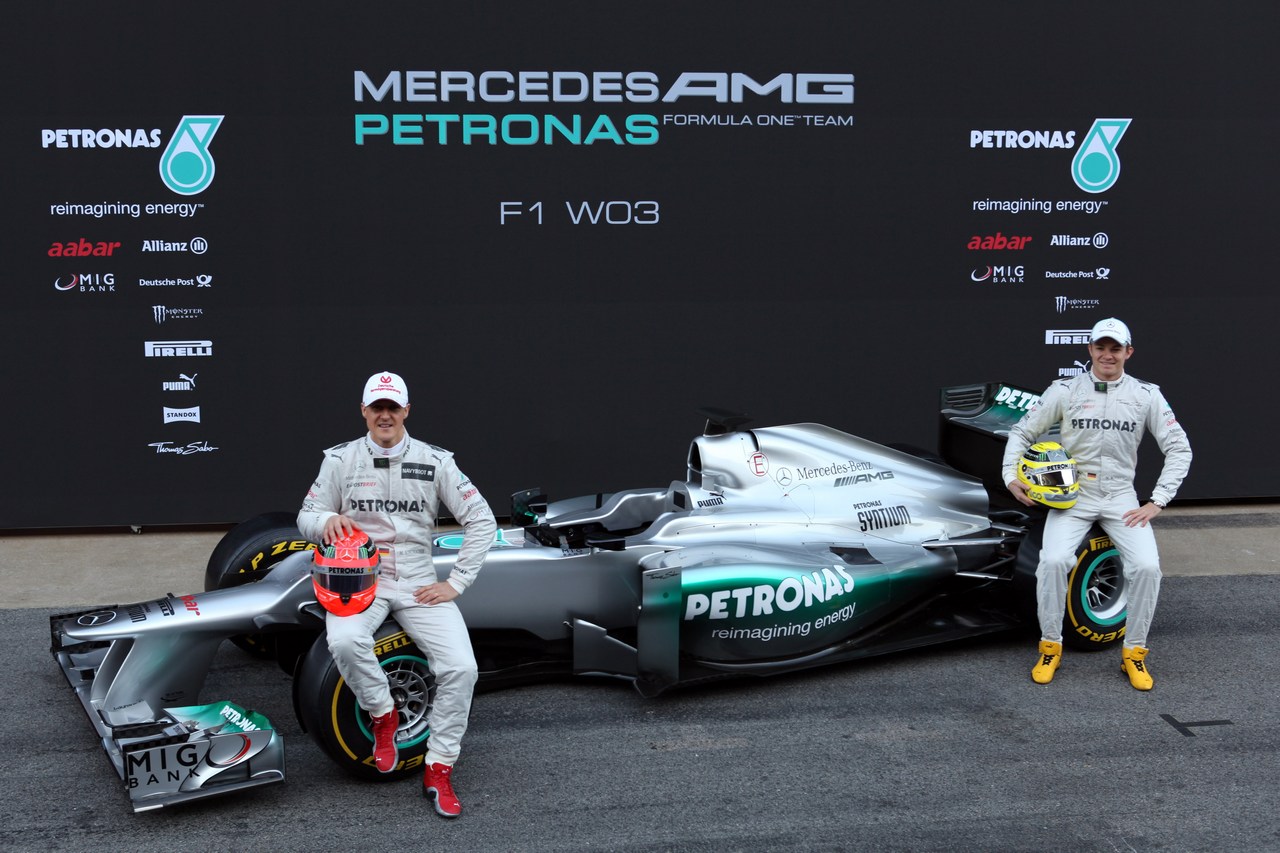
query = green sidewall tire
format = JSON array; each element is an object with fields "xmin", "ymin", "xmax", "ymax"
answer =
[
  {"xmin": 294, "ymin": 619, "xmax": 436, "ymax": 781},
  {"xmin": 1062, "ymin": 526, "xmax": 1127, "ymax": 651}
]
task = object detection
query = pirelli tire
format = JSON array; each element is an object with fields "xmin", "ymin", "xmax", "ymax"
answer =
[
  {"xmin": 294, "ymin": 620, "xmax": 436, "ymax": 782},
  {"xmin": 1062, "ymin": 527, "xmax": 1128, "ymax": 651},
  {"xmin": 204, "ymin": 512, "xmax": 317, "ymax": 658}
]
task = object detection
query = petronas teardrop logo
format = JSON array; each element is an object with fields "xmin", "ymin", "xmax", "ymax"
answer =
[
  {"xmin": 1071, "ymin": 118, "xmax": 1130, "ymax": 194},
  {"xmin": 159, "ymin": 115, "xmax": 224, "ymax": 195}
]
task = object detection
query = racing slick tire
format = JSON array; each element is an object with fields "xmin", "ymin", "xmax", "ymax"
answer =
[
  {"xmin": 294, "ymin": 620, "xmax": 436, "ymax": 781},
  {"xmin": 1013, "ymin": 521, "xmax": 1127, "ymax": 651},
  {"xmin": 204, "ymin": 512, "xmax": 317, "ymax": 658},
  {"xmin": 1061, "ymin": 528, "xmax": 1127, "ymax": 651}
]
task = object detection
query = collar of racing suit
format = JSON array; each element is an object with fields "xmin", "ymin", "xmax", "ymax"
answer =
[
  {"xmin": 365, "ymin": 433, "xmax": 407, "ymax": 458},
  {"xmin": 1088, "ymin": 370, "xmax": 1127, "ymax": 391}
]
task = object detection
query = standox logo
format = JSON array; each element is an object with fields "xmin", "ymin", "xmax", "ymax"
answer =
[{"xmin": 163, "ymin": 406, "xmax": 201, "ymax": 425}]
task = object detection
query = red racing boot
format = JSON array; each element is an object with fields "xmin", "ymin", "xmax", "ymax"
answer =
[
  {"xmin": 370, "ymin": 710, "xmax": 399, "ymax": 773},
  {"xmin": 423, "ymin": 762, "xmax": 462, "ymax": 818}
]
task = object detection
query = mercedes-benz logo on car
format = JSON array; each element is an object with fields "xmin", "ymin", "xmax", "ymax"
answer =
[
  {"xmin": 77, "ymin": 610, "xmax": 117, "ymax": 627},
  {"xmin": 775, "ymin": 468, "xmax": 793, "ymax": 487}
]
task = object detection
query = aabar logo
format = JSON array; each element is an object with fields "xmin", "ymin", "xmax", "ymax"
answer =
[
  {"xmin": 967, "ymin": 233, "xmax": 1032, "ymax": 250},
  {"xmin": 48, "ymin": 239, "xmax": 121, "ymax": 257}
]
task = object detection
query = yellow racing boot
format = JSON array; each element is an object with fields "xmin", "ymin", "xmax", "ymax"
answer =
[
  {"xmin": 1121, "ymin": 646, "xmax": 1154, "ymax": 690},
  {"xmin": 1031, "ymin": 640, "xmax": 1063, "ymax": 684}
]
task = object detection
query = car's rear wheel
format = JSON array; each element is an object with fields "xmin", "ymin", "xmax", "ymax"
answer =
[
  {"xmin": 204, "ymin": 512, "xmax": 316, "ymax": 657},
  {"xmin": 1063, "ymin": 529, "xmax": 1127, "ymax": 650},
  {"xmin": 1013, "ymin": 521, "xmax": 1128, "ymax": 650},
  {"xmin": 294, "ymin": 620, "xmax": 435, "ymax": 781}
]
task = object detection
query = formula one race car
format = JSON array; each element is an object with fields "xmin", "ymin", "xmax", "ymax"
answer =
[{"xmin": 50, "ymin": 382, "xmax": 1128, "ymax": 811}]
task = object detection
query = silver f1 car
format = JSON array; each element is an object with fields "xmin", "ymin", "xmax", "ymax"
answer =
[{"xmin": 50, "ymin": 382, "xmax": 1128, "ymax": 811}]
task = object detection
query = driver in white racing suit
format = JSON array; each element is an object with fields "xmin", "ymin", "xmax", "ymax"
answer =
[
  {"xmin": 298, "ymin": 371, "xmax": 496, "ymax": 817},
  {"xmin": 1002, "ymin": 318, "xmax": 1191, "ymax": 690}
]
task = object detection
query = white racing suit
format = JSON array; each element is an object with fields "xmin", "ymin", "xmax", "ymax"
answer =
[
  {"xmin": 298, "ymin": 432, "xmax": 496, "ymax": 767},
  {"xmin": 1001, "ymin": 372, "xmax": 1192, "ymax": 648}
]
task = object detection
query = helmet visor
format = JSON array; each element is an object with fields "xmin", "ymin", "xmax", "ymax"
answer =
[
  {"xmin": 1025, "ymin": 464, "xmax": 1077, "ymax": 488},
  {"xmin": 313, "ymin": 568, "xmax": 377, "ymax": 597}
]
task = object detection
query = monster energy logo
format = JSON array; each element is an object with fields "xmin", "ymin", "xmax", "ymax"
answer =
[
  {"xmin": 159, "ymin": 116, "xmax": 224, "ymax": 196},
  {"xmin": 1071, "ymin": 118, "xmax": 1130, "ymax": 194}
]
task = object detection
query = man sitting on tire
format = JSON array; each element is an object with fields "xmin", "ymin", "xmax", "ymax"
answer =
[
  {"xmin": 1002, "ymin": 318, "xmax": 1192, "ymax": 690},
  {"xmin": 298, "ymin": 371, "xmax": 496, "ymax": 817}
]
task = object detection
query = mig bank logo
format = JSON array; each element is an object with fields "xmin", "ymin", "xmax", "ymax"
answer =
[
  {"xmin": 1071, "ymin": 119, "xmax": 1130, "ymax": 194},
  {"xmin": 159, "ymin": 116, "xmax": 224, "ymax": 196}
]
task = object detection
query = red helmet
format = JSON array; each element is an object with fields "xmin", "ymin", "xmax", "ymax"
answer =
[{"xmin": 312, "ymin": 528, "xmax": 381, "ymax": 616}]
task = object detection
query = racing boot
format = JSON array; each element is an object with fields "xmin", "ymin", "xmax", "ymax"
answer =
[
  {"xmin": 424, "ymin": 762, "xmax": 462, "ymax": 818},
  {"xmin": 1031, "ymin": 640, "xmax": 1063, "ymax": 684},
  {"xmin": 1121, "ymin": 646, "xmax": 1154, "ymax": 691},
  {"xmin": 370, "ymin": 710, "xmax": 399, "ymax": 773}
]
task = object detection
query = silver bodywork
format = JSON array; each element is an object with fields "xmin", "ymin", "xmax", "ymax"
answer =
[{"xmin": 434, "ymin": 422, "xmax": 1012, "ymax": 695}]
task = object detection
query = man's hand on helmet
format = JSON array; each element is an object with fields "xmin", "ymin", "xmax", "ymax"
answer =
[
  {"xmin": 323, "ymin": 514, "xmax": 359, "ymax": 544},
  {"xmin": 1007, "ymin": 480, "xmax": 1035, "ymax": 507}
]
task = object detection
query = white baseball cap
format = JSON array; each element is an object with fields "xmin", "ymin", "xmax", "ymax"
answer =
[
  {"xmin": 1090, "ymin": 317, "xmax": 1132, "ymax": 347},
  {"xmin": 361, "ymin": 372, "xmax": 409, "ymax": 406}
]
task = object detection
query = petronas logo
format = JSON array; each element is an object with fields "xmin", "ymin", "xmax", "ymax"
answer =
[
  {"xmin": 1071, "ymin": 118, "xmax": 1130, "ymax": 194},
  {"xmin": 159, "ymin": 116, "xmax": 224, "ymax": 195}
]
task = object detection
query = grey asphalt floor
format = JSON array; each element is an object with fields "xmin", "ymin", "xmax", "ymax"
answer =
[{"xmin": 5, "ymin": 504, "xmax": 1279, "ymax": 851}]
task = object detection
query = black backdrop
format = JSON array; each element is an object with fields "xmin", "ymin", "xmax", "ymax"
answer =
[{"xmin": 4, "ymin": 2, "xmax": 1277, "ymax": 529}]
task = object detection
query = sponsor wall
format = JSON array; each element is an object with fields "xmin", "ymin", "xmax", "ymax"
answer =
[{"xmin": 3, "ymin": 2, "xmax": 1277, "ymax": 528}]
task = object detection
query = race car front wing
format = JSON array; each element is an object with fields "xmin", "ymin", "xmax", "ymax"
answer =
[{"xmin": 51, "ymin": 606, "xmax": 286, "ymax": 812}]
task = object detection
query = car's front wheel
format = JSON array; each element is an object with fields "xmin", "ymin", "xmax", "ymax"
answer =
[{"xmin": 294, "ymin": 620, "xmax": 436, "ymax": 781}]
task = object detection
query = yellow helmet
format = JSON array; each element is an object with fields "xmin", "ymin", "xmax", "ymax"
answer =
[{"xmin": 1017, "ymin": 441, "xmax": 1079, "ymax": 509}]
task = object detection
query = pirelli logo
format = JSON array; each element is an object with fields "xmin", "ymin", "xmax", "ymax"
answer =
[
  {"xmin": 1088, "ymin": 535, "xmax": 1114, "ymax": 550},
  {"xmin": 374, "ymin": 631, "xmax": 413, "ymax": 657}
]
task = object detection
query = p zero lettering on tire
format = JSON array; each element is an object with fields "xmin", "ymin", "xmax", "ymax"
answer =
[
  {"xmin": 204, "ymin": 512, "xmax": 317, "ymax": 657},
  {"xmin": 294, "ymin": 619, "xmax": 435, "ymax": 781},
  {"xmin": 1063, "ymin": 528, "xmax": 1127, "ymax": 650}
]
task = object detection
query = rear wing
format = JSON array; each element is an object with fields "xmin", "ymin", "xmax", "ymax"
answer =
[{"xmin": 938, "ymin": 382, "xmax": 1058, "ymax": 496}]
